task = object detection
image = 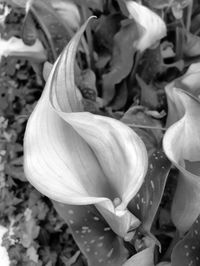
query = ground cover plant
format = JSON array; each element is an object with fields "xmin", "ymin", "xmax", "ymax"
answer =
[{"xmin": 0, "ymin": 0, "xmax": 200, "ymax": 265}]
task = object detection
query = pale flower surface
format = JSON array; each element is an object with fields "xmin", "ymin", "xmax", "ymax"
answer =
[
  {"xmin": 177, "ymin": 62, "xmax": 200, "ymax": 98},
  {"xmin": 0, "ymin": 37, "xmax": 46, "ymax": 62},
  {"xmin": 163, "ymin": 86, "xmax": 200, "ymax": 233},
  {"xmin": 125, "ymin": 1, "xmax": 167, "ymax": 52},
  {"xmin": 165, "ymin": 62, "xmax": 200, "ymax": 127},
  {"xmin": 51, "ymin": 0, "xmax": 81, "ymax": 31},
  {"xmin": 24, "ymin": 19, "xmax": 148, "ymax": 238}
]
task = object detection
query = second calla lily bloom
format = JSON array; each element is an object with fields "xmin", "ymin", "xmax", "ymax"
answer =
[
  {"xmin": 24, "ymin": 19, "xmax": 148, "ymax": 238},
  {"xmin": 163, "ymin": 86, "xmax": 200, "ymax": 233},
  {"xmin": 125, "ymin": 1, "xmax": 167, "ymax": 52}
]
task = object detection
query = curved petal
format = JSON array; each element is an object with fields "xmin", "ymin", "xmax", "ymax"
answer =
[
  {"xmin": 24, "ymin": 18, "xmax": 148, "ymax": 237},
  {"xmin": 24, "ymin": 87, "xmax": 115, "ymax": 205},
  {"xmin": 55, "ymin": 111, "xmax": 148, "ymax": 210},
  {"xmin": 47, "ymin": 16, "xmax": 148, "ymax": 209},
  {"xmin": 179, "ymin": 62, "xmax": 200, "ymax": 98},
  {"xmin": 125, "ymin": 1, "xmax": 166, "ymax": 52},
  {"xmin": 164, "ymin": 89, "xmax": 200, "ymax": 163},
  {"xmin": 163, "ymin": 89, "xmax": 200, "ymax": 233},
  {"xmin": 24, "ymin": 19, "xmax": 115, "ymax": 206},
  {"xmin": 165, "ymin": 62, "xmax": 200, "ymax": 127}
]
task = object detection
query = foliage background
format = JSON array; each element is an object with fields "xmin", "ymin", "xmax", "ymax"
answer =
[{"xmin": 1, "ymin": 0, "xmax": 200, "ymax": 265}]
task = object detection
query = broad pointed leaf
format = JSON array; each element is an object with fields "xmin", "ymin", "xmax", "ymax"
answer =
[
  {"xmin": 53, "ymin": 202, "xmax": 128, "ymax": 266},
  {"xmin": 28, "ymin": 0, "xmax": 73, "ymax": 61},
  {"xmin": 102, "ymin": 19, "xmax": 138, "ymax": 104},
  {"xmin": 121, "ymin": 107, "xmax": 163, "ymax": 156},
  {"xmin": 129, "ymin": 150, "xmax": 171, "ymax": 233}
]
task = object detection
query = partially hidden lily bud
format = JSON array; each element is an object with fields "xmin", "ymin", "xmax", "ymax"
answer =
[
  {"xmin": 163, "ymin": 86, "xmax": 200, "ymax": 233},
  {"xmin": 0, "ymin": 36, "xmax": 47, "ymax": 63},
  {"xmin": 24, "ymin": 18, "xmax": 148, "ymax": 238},
  {"xmin": 51, "ymin": 0, "xmax": 81, "ymax": 31},
  {"xmin": 125, "ymin": 1, "xmax": 167, "ymax": 52}
]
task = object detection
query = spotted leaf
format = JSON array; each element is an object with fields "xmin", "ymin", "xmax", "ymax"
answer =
[
  {"xmin": 123, "ymin": 240, "xmax": 155, "ymax": 266},
  {"xmin": 53, "ymin": 202, "xmax": 128, "ymax": 266},
  {"xmin": 171, "ymin": 214, "xmax": 200, "ymax": 266},
  {"xmin": 129, "ymin": 150, "xmax": 171, "ymax": 233}
]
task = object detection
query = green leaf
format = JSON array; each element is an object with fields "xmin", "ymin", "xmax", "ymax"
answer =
[
  {"xmin": 28, "ymin": 0, "xmax": 73, "ymax": 61},
  {"xmin": 102, "ymin": 19, "xmax": 138, "ymax": 105},
  {"xmin": 136, "ymin": 75, "xmax": 159, "ymax": 109},
  {"xmin": 129, "ymin": 150, "xmax": 171, "ymax": 233},
  {"xmin": 171, "ymin": 214, "xmax": 200, "ymax": 266},
  {"xmin": 138, "ymin": 47, "xmax": 163, "ymax": 84},
  {"xmin": 84, "ymin": 0, "xmax": 104, "ymax": 12},
  {"xmin": 53, "ymin": 202, "xmax": 128, "ymax": 266},
  {"xmin": 93, "ymin": 14, "xmax": 122, "ymax": 53},
  {"xmin": 121, "ymin": 108, "xmax": 163, "ymax": 156},
  {"xmin": 147, "ymin": 0, "xmax": 190, "ymax": 10},
  {"xmin": 109, "ymin": 80, "xmax": 128, "ymax": 110}
]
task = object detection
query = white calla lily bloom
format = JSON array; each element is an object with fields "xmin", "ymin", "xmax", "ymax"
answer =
[
  {"xmin": 165, "ymin": 62, "xmax": 200, "ymax": 127},
  {"xmin": 24, "ymin": 19, "xmax": 148, "ymax": 238},
  {"xmin": 0, "ymin": 36, "xmax": 46, "ymax": 62},
  {"xmin": 163, "ymin": 86, "xmax": 200, "ymax": 233},
  {"xmin": 125, "ymin": 1, "xmax": 167, "ymax": 52}
]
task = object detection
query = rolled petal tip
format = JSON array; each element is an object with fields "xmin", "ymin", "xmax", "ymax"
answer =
[{"xmin": 125, "ymin": 1, "xmax": 167, "ymax": 52}]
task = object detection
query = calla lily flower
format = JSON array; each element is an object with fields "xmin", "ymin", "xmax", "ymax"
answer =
[
  {"xmin": 165, "ymin": 63, "xmax": 200, "ymax": 125},
  {"xmin": 24, "ymin": 19, "xmax": 148, "ymax": 238},
  {"xmin": 165, "ymin": 62, "xmax": 200, "ymax": 127},
  {"xmin": 51, "ymin": 0, "xmax": 81, "ymax": 31},
  {"xmin": 125, "ymin": 1, "xmax": 167, "ymax": 52},
  {"xmin": 163, "ymin": 86, "xmax": 200, "ymax": 233},
  {"xmin": 180, "ymin": 62, "xmax": 200, "ymax": 93},
  {"xmin": 0, "ymin": 36, "xmax": 46, "ymax": 63}
]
